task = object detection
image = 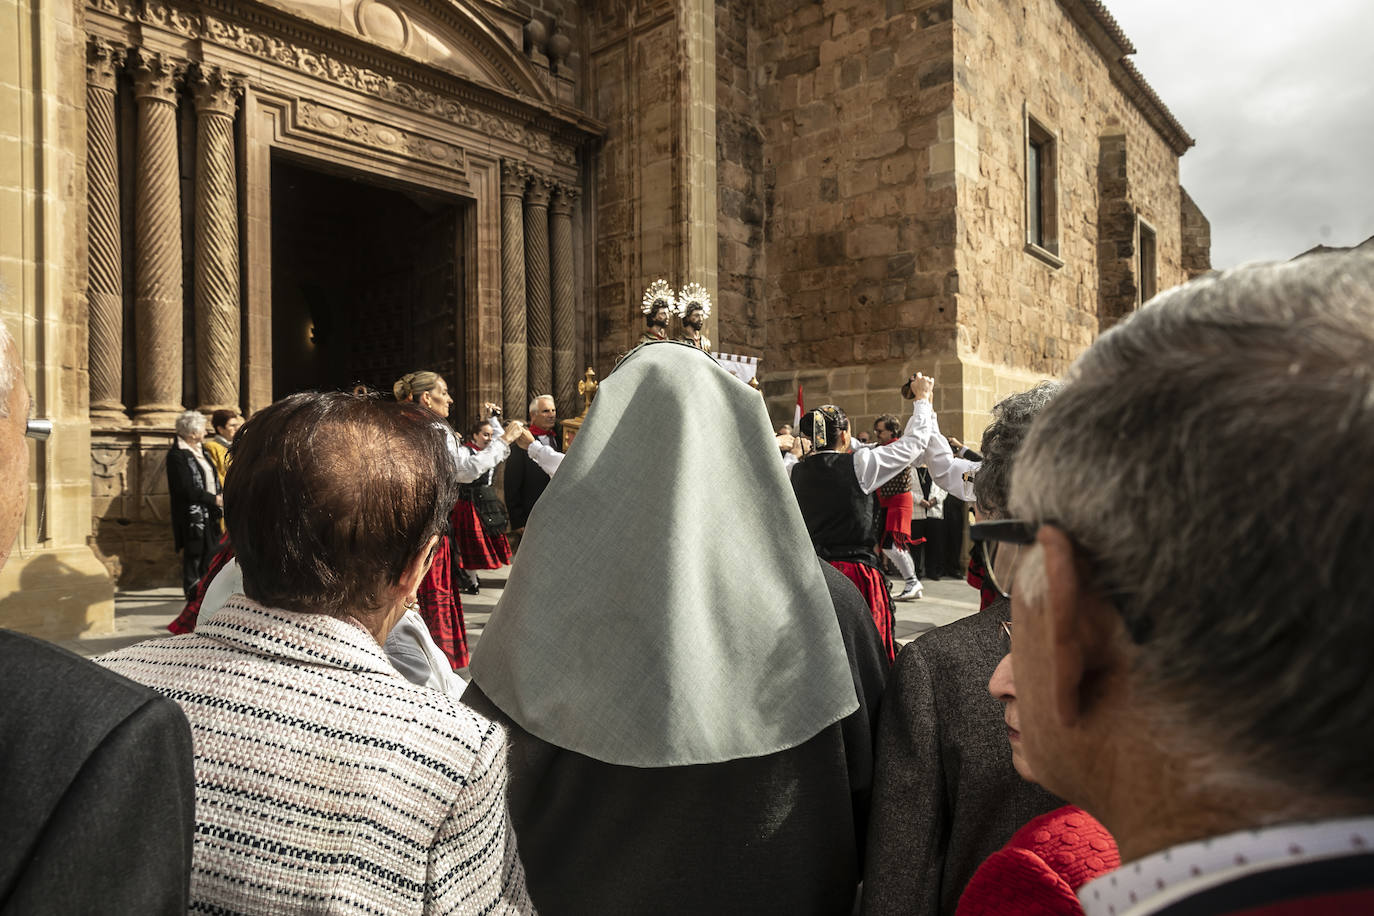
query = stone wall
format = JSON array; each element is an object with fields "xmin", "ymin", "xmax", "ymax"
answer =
[
  {"xmin": 752, "ymin": 0, "xmax": 965, "ymax": 434},
  {"xmin": 586, "ymin": 0, "xmax": 717, "ymax": 376},
  {"xmin": 1180, "ymin": 187, "xmax": 1212, "ymax": 278},
  {"xmin": 948, "ymin": 0, "xmax": 1192, "ymax": 429},
  {"xmin": 0, "ymin": 0, "xmax": 117, "ymax": 638},
  {"xmin": 714, "ymin": 0, "xmax": 766, "ymax": 355}
]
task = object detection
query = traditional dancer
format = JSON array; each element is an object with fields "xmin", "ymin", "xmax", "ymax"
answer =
[
  {"xmin": 786, "ymin": 373, "xmax": 972, "ymax": 663},
  {"xmin": 452, "ymin": 407, "xmax": 519, "ymax": 591},
  {"xmin": 873, "ymin": 413, "xmax": 924, "ymax": 601}
]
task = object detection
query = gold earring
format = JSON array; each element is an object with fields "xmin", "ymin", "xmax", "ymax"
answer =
[{"xmin": 404, "ymin": 597, "xmax": 418, "ymax": 612}]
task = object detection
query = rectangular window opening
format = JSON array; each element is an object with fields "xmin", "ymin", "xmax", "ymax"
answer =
[
  {"xmin": 1137, "ymin": 218, "xmax": 1158, "ymax": 305},
  {"xmin": 1024, "ymin": 109, "xmax": 1060, "ymax": 266}
]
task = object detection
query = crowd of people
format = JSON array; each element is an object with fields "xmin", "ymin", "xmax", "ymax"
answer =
[{"xmin": 1, "ymin": 251, "xmax": 1373, "ymax": 914}]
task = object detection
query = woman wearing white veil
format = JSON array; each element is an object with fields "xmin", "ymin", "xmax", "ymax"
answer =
[{"xmin": 464, "ymin": 341, "xmax": 888, "ymax": 914}]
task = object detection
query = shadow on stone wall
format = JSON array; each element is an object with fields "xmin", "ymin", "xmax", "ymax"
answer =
[
  {"xmin": 91, "ymin": 429, "xmax": 180, "ymax": 590},
  {"xmin": 0, "ymin": 552, "xmax": 113, "ymax": 636}
]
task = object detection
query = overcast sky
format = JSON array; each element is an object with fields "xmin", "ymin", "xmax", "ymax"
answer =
[{"xmin": 1105, "ymin": 0, "xmax": 1374, "ymax": 268}]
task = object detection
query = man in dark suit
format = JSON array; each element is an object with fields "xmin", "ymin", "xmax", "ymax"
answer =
[
  {"xmin": 862, "ymin": 382, "xmax": 1061, "ymax": 916},
  {"xmin": 504, "ymin": 393, "xmax": 563, "ymax": 538},
  {"xmin": 0, "ymin": 323, "xmax": 196, "ymax": 913},
  {"xmin": 993, "ymin": 254, "xmax": 1374, "ymax": 914}
]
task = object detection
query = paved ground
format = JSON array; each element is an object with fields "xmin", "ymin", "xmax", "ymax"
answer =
[{"xmin": 62, "ymin": 566, "xmax": 981, "ymax": 664}]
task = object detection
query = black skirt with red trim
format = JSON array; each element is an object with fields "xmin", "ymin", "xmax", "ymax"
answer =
[
  {"xmin": 452, "ymin": 499, "xmax": 512, "ymax": 570},
  {"xmin": 828, "ymin": 559, "xmax": 896, "ymax": 665}
]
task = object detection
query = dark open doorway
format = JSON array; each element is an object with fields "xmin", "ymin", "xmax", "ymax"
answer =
[{"xmin": 270, "ymin": 155, "xmax": 466, "ymax": 407}]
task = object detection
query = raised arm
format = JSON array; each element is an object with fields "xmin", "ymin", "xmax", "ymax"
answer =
[
  {"xmin": 453, "ymin": 438, "xmax": 511, "ymax": 484},
  {"xmin": 923, "ymin": 421, "xmax": 979, "ymax": 503},
  {"xmin": 852, "ymin": 373, "xmax": 937, "ymax": 494}
]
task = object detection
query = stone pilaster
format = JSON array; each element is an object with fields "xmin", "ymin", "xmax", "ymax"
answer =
[
  {"xmin": 85, "ymin": 38, "xmax": 127, "ymax": 426},
  {"xmin": 523, "ymin": 171, "xmax": 553, "ymax": 399},
  {"xmin": 191, "ymin": 67, "xmax": 243, "ymax": 414},
  {"xmin": 550, "ymin": 183, "xmax": 578, "ymax": 412},
  {"xmin": 500, "ymin": 160, "xmax": 528, "ymax": 416},
  {"xmin": 130, "ymin": 49, "xmax": 186, "ymax": 427}
]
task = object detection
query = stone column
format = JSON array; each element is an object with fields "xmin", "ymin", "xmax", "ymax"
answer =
[
  {"xmin": 500, "ymin": 161, "xmax": 528, "ymax": 415},
  {"xmin": 130, "ymin": 49, "xmax": 186, "ymax": 427},
  {"xmin": 550, "ymin": 183, "xmax": 578, "ymax": 412},
  {"xmin": 85, "ymin": 39, "xmax": 127, "ymax": 426},
  {"xmin": 523, "ymin": 172, "xmax": 553, "ymax": 399},
  {"xmin": 191, "ymin": 67, "xmax": 243, "ymax": 414}
]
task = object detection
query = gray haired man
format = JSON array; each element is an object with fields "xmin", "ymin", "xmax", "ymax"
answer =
[{"xmin": 982, "ymin": 252, "xmax": 1374, "ymax": 914}]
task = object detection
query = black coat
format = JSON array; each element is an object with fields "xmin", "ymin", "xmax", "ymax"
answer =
[
  {"xmin": 165, "ymin": 444, "xmax": 220, "ymax": 552},
  {"xmin": 0, "ymin": 630, "xmax": 196, "ymax": 914},
  {"xmin": 503, "ymin": 427, "xmax": 561, "ymax": 531},
  {"xmin": 860, "ymin": 599, "xmax": 1061, "ymax": 916},
  {"xmin": 462, "ymin": 561, "xmax": 888, "ymax": 915}
]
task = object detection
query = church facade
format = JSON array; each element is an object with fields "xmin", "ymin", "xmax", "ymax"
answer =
[{"xmin": 1, "ymin": 0, "xmax": 1207, "ymax": 637}]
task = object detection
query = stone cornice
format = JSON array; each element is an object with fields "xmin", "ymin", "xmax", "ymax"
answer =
[
  {"xmin": 86, "ymin": 0, "xmax": 603, "ymax": 151},
  {"xmin": 1056, "ymin": 0, "xmax": 1194, "ymax": 156}
]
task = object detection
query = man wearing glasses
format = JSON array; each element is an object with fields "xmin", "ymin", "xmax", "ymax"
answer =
[{"xmin": 971, "ymin": 252, "xmax": 1374, "ymax": 914}]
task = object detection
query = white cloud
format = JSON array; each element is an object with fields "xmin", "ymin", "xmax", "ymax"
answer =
[{"xmin": 1105, "ymin": 0, "xmax": 1374, "ymax": 266}]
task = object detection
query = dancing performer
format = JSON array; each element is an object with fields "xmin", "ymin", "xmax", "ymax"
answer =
[
  {"xmin": 787, "ymin": 373, "xmax": 973, "ymax": 663},
  {"xmin": 452, "ymin": 407, "xmax": 521, "ymax": 591},
  {"xmin": 873, "ymin": 414, "xmax": 923, "ymax": 602}
]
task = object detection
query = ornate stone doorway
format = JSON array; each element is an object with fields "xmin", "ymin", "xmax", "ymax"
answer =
[
  {"xmin": 269, "ymin": 156, "xmax": 467, "ymax": 403},
  {"xmin": 81, "ymin": 0, "xmax": 597, "ymax": 589}
]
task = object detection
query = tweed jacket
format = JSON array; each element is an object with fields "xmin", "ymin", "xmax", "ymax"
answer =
[
  {"xmin": 0, "ymin": 630, "xmax": 195, "ymax": 914},
  {"xmin": 861, "ymin": 600, "xmax": 1061, "ymax": 916},
  {"xmin": 99, "ymin": 597, "xmax": 532, "ymax": 915}
]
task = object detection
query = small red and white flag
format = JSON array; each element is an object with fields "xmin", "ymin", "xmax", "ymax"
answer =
[{"xmin": 793, "ymin": 385, "xmax": 804, "ymax": 429}]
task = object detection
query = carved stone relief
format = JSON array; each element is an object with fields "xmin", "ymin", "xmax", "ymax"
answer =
[
  {"xmin": 294, "ymin": 100, "xmax": 467, "ymax": 172},
  {"xmin": 86, "ymin": 0, "xmax": 580, "ymax": 170}
]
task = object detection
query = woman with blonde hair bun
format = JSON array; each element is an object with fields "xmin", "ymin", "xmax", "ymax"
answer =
[{"xmin": 395, "ymin": 370, "xmax": 525, "ymax": 669}]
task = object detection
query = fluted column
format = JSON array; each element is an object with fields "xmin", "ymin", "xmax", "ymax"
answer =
[
  {"xmin": 523, "ymin": 172, "xmax": 553, "ymax": 398},
  {"xmin": 86, "ymin": 39, "xmax": 127, "ymax": 426},
  {"xmin": 130, "ymin": 49, "xmax": 186, "ymax": 427},
  {"xmin": 192, "ymin": 67, "xmax": 243, "ymax": 414},
  {"xmin": 500, "ymin": 161, "xmax": 528, "ymax": 415},
  {"xmin": 550, "ymin": 183, "xmax": 578, "ymax": 412}
]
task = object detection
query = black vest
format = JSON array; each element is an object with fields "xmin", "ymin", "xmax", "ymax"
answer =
[{"xmin": 791, "ymin": 451, "xmax": 880, "ymax": 564}]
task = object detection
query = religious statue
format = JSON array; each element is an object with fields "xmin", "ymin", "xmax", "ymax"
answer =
[
  {"xmin": 675, "ymin": 282, "xmax": 712, "ymax": 353},
  {"xmin": 640, "ymin": 279, "xmax": 675, "ymax": 344}
]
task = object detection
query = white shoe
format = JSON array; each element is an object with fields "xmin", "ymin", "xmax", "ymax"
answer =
[{"xmin": 895, "ymin": 581, "xmax": 923, "ymax": 602}]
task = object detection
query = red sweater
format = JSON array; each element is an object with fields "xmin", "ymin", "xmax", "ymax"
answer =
[{"xmin": 956, "ymin": 805, "xmax": 1119, "ymax": 916}]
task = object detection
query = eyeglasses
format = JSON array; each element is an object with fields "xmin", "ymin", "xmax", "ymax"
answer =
[
  {"xmin": 969, "ymin": 519, "xmax": 1039, "ymax": 598},
  {"xmin": 25, "ymin": 418, "xmax": 52, "ymax": 442},
  {"xmin": 999, "ymin": 619, "xmax": 1013, "ymax": 651}
]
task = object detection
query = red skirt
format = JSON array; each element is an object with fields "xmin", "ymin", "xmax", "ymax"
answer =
[
  {"xmin": 829, "ymin": 559, "xmax": 896, "ymax": 665},
  {"xmin": 878, "ymin": 492, "xmax": 915, "ymax": 549},
  {"xmin": 452, "ymin": 499, "xmax": 512, "ymax": 570},
  {"xmin": 168, "ymin": 539, "xmax": 234, "ymax": 634},
  {"xmin": 418, "ymin": 534, "xmax": 468, "ymax": 669}
]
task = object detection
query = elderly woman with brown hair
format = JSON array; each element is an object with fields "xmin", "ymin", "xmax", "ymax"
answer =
[{"xmin": 101, "ymin": 391, "xmax": 532, "ymax": 914}]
